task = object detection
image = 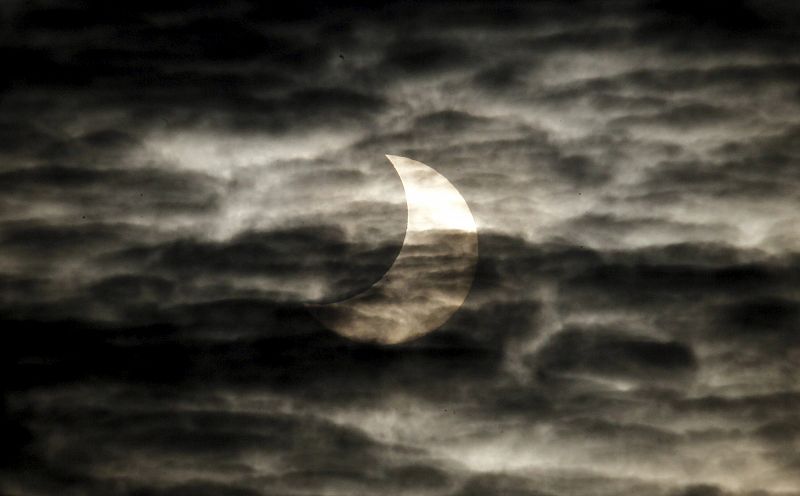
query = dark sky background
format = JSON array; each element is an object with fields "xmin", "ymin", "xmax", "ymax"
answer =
[{"xmin": 2, "ymin": 1, "xmax": 800, "ymax": 495}]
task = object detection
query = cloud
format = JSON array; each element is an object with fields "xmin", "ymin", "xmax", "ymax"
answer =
[
  {"xmin": 609, "ymin": 103, "xmax": 736, "ymax": 129},
  {"xmin": 0, "ymin": 166, "xmax": 223, "ymax": 223},
  {"xmin": 671, "ymin": 485, "xmax": 726, "ymax": 496},
  {"xmin": 3, "ymin": 0, "xmax": 800, "ymax": 494},
  {"xmin": 2, "ymin": 382, "xmax": 443, "ymax": 495},
  {"xmin": 450, "ymin": 472, "xmax": 558, "ymax": 496},
  {"xmin": 533, "ymin": 327, "xmax": 698, "ymax": 385}
]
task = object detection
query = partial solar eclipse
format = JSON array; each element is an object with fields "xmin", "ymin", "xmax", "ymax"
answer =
[{"xmin": 309, "ymin": 155, "xmax": 478, "ymax": 344}]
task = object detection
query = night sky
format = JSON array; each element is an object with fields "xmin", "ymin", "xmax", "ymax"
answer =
[{"xmin": 2, "ymin": 1, "xmax": 800, "ymax": 495}]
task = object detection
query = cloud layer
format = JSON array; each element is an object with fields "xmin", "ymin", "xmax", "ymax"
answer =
[{"xmin": 2, "ymin": 1, "xmax": 800, "ymax": 495}]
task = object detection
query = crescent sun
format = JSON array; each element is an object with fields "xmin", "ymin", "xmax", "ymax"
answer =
[{"xmin": 308, "ymin": 155, "xmax": 478, "ymax": 345}]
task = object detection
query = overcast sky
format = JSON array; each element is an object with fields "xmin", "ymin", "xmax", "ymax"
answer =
[{"xmin": 2, "ymin": 1, "xmax": 800, "ymax": 495}]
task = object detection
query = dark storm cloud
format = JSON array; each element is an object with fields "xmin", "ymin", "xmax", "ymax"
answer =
[
  {"xmin": 534, "ymin": 327, "xmax": 697, "ymax": 383},
  {"xmin": 0, "ymin": 221, "xmax": 140, "ymax": 257},
  {"xmin": 3, "ymin": 380, "xmax": 447, "ymax": 495},
  {"xmin": 109, "ymin": 225, "xmax": 358, "ymax": 277},
  {"xmin": 0, "ymin": 121, "xmax": 60, "ymax": 164},
  {"xmin": 531, "ymin": 63, "xmax": 800, "ymax": 113},
  {"xmin": 2, "ymin": 231, "xmax": 728, "ymax": 408},
  {"xmin": 0, "ymin": 123, "xmax": 151, "ymax": 183},
  {"xmin": 628, "ymin": 123, "xmax": 800, "ymax": 206},
  {"xmin": 446, "ymin": 469, "xmax": 777, "ymax": 496},
  {"xmin": 1, "ymin": 3, "xmax": 385, "ymax": 137},
  {"xmin": 5, "ymin": 211, "xmax": 800, "ymax": 493},
  {"xmin": 671, "ymin": 485, "xmax": 726, "ymax": 496},
  {"xmin": 717, "ymin": 297, "xmax": 800, "ymax": 337},
  {"xmin": 641, "ymin": 0, "xmax": 800, "ymax": 50},
  {"xmin": 641, "ymin": 160, "xmax": 800, "ymax": 202},
  {"xmin": 552, "ymin": 213, "xmax": 738, "ymax": 247},
  {"xmin": 608, "ymin": 102, "xmax": 736, "ymax": 129},
  {"xmin": 561, "ymin": 247, "xmax": 800, "ymax": 307},
  {"xmin": 100, "ymin": 224, "xmax": 409, "ymax": 308},
  {"xmin": 379, "ymin": 37, "xmax": 474, "ymax": 75},
  {"xmin": 450, "ymin": 472, "xmax": 558, "ymax": 496},
  {"xmin": 185, "ymin": 87, "xmax": 388, "ymax": 135},
  {"xmin": 472, "ymin": 61, "xmax": 533, "ymax": 92},
  {"xmin": 672, "ymin": 391, "xmax": 800, "ymax": 422},
  {"xmin": 3, "ymin": 234, "xmax": 547, "ymax": 398},
  {"xmin": 0, "ymin": 307, "xmax": 470, "ymax": 494},
  {"xmin": 554, "ymin": 416, "xmax": 683, "ymax": 455},
  {"xmin": 0, "ymin": 165, "xmax": 222, "ymax": 219}
]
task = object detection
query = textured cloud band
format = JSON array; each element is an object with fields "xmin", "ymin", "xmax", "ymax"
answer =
[{"xmin": 2, "ymin": 1, "xmax": 800, "ymax": 495}]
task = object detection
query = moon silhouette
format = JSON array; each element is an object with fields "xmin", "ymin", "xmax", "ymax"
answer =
[{"xmin": 309, "ymin": 155, "xmax": 478, "ymax": 344}]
